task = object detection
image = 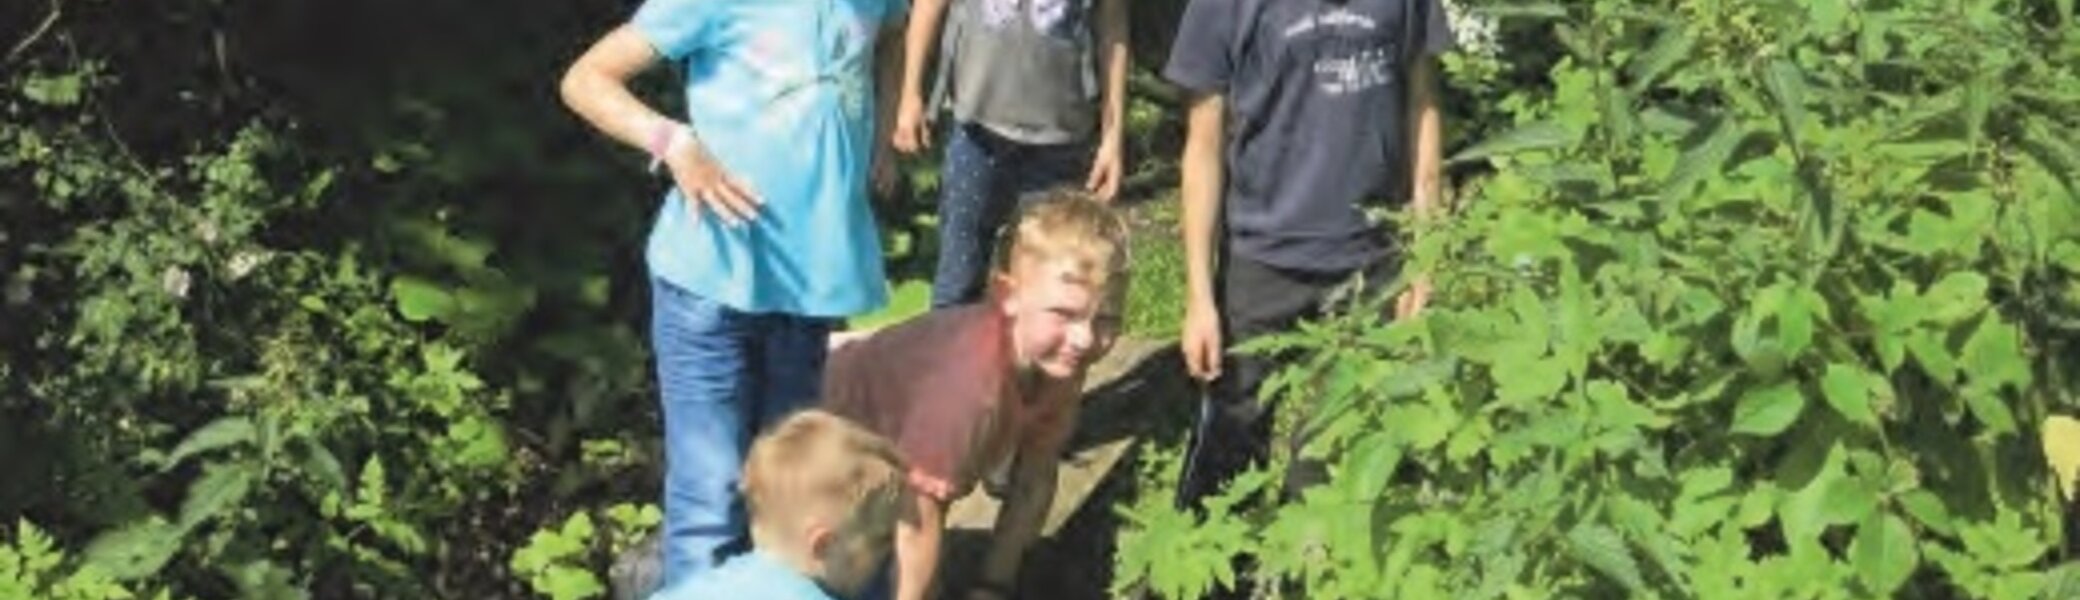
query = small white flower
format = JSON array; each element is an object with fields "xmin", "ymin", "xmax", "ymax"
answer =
[
  {"xmin": 1443, "ymin": 0, "xmax": 1503, "ymax": 59},
  {"xmin": 196, "ymin": 220, "xmax": 221, "ymax": 244},
  {"xmin": 227, "ymin": 250, "xmax": 267, "ymax": 280},
  {"xmin": 161, "ymin": 266, "xmax": 191, "ymax": 299}
]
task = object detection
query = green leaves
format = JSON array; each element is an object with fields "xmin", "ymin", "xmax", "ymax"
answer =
[
  {"xmin": 1807, "ymin": 0, "xmax": 1849, "ymax": 36},
  {"xmin": 511, "ymin": 513, "xmax": 604, "ymax": 600},
  {"xmin": 1959, "ymin": 315, "xmax": 2028, "ymax": 435},
  {"xmin": 1567, "ymin": 523, "xmax": 1645, "ymax": 593},
  {"xmin": 177, "ymin": 463, "xmax": 255, "ymax": 530},
  {"xmin": 160, "ymin": 417, "xmax": 255, "ymax": 471},
  {"xmin": 1659, "ymin": 117, "xmax": 1746, "ymax": 200},
  {"xmin": 1820, "ymin": 363, "xmax": 1880, "ymax": 426},
  {"xmin": 1627, "ymin": 25, "xmax": 1695, "ymax": 93},
  {"xmin": 80, "ymin": 519, "xmax": 181, "ymax": 582},
  {"xmin": 1731, "ymin": 382, "xmax": 1805, "ymax": 436},
  {"xmin": 1450, "ymin": 120, "xmax": 1581, "ymax": 165},
  {"xmin": 1763, "ymin": 59, "xmax": 1810, "ymax": 141},
  {"xmin": 390, "ymin": 276, "xmax": 456, "ymax": 323},
  {"xmin": 1850, "ymin": 513, "xmax": 1918, "ymax": 595}
]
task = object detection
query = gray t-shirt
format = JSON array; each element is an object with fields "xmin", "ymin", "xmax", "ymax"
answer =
[
  {"xmin": 1165, "ymin": 0, "xmax": 1454, "ymax": 273},
  {"xmin": 935, "ymin": 0, "xmax": 1101, "ymax": 144}
]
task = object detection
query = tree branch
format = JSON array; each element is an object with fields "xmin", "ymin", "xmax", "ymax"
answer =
[{"xmin": 4, "ymin": 0, "xmax": 63, "ymax": 66}]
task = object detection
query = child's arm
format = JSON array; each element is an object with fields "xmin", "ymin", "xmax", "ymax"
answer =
[
  {"xmin": 1178, "ymin": 93, "xmax": 1227, "ymax": 382},
  {"xmin": 974, "ymin": 377, "xmax": 1086, "ymax": 594},
  {"xmin": 891, "ymin": 0, "xmax": 951, "ymax": 154},
  {"xmin": 1083, "ymin": 0, "xmax": 1131, "ymax": 201},
  {"xmin": 1395, "ymin": 52, "xmax": 1445, "ymax": 319},
  {"xmin": 560, "ymin": 26, "xmax": 760, "ymax": 226},
  {"xmin": 893, "ymin": 491, "xmax": 948, "ymax": 600},
  {"xmin": 873, "ymin": 15, "xmax": 908, "ymax": 194}
]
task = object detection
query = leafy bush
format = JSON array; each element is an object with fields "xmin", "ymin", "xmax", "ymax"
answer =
[{"xmin": 1114, "ymin": 0, "xmax": 2080, "ymax": 597}]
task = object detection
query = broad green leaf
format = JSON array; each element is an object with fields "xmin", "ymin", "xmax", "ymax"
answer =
[
  {"xmin": 1961, "ymin": 315, "xmax": 2030, "ymax": 393},
  {"xmin": 2017, "ymin": 117, "xmax": 2080, "ymax": 201},
  {"xmin": 1809, "ymin": 0, "xmax": 1847, "ymax": 36},
  {"xmin": 21, "ymin": 73, "xmax": 84, "ymax": 106},
  {"xmin": 1352, "ymin": 434, "xmax": 1403, "ymax": 501},
  {"xmin": 1960, "ymin": 317, "xmax": 2026, "ymax": 435},
  {"xmin": 1627, "ymin": 26, "xmax": 1695, "ymax": 92},
  {"xmin": 1602, "ymin": 87, "xmax": 1639, "ymax": 153},
  {"xmin": 1922, "ymin": 272, "xmax": 1989, "ymax": 324},
  {"xmin": 1898, "ymin": 490, "xmax": 1955, "ymax": 536},
  {"xmin": 1736, "ymin": 483, "xmax": 1782, "ymax": 529},
  {"xmin": 162, "ymin": 417, "xmax": 255, "ymax": 471},
  {"xmin": 1731, "ymin": 382, "xmax": 1805, "ymax": 437},
  {"xmin": 390, "ymin": 276, "xmax": 455, "ymax": 323},
  {"xmin": 2046, "ymin": 562, "xmax": 2080, "ymax": 600},
  {"xmin": 1567, "ymin": 523, "xmax": 1645, "ymax": 593},
  {"xmin": 82, "ymin": 518, "xmax": 183, "ymax": 581},
  {"xmin": 1780, "ymin": 444, "xmax": 1877, "ymax": 542},
  {"xmin": 1849, "ymin": 513, "xmax": 1918, "ymax": 595},
  {"xmin": 292, "ymin": 437, "xmax": 346, "ymax": 493},
  {"xmin": 178, "ymin": 463, "xmax": 256, "ymax": 530},
  {"xmin": 1821, "ymin": 363, "xmax": 1878, "ymax": 427},
  {"xmin": 1660, "ymin": 119, "xmax": 1746, "ymax": 200},
  {"xmin": 1906, "ymin": 330, "xmax": 1958, "ymax": 384},
  {"xmin": 1450, "ymin": 120, "xmax": 1579, "ymax": 165},
  {"xmin": 231, "ymin": 559, "xmax": 308, "ymax": 600},
  {"xmin": 542, "ymin": 565, "xmax": 605, "ymax": 600},
  {"xmin": 1678, "ymin": 466, "xmax": 1735, "ymax": 501},
  {"xmin": 1778, "ymin": 285, "xmax": 1814, "ymax": 359},
  {"xmin": 1764, "ymin": 59, "xmax": 1809, "ymax": 140},
  {"xmin": 1963, "ymin": 72, "xmax": 1994, "ymax": 153}
]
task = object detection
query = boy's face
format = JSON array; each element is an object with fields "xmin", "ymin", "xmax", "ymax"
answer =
[
  {"xmin": 999, "ymin": 257, "xmax": 1121, "ymax": 379},
  {"xmin": 812, "ymin": 485, "xmax": 903, "ymax": 597}
]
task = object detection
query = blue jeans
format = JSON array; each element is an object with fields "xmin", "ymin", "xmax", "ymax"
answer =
[
  {"xmin": 931, "ymin": 122, "xmax": 1092, "ymax": 308},
  {"xmin": 651, "ymin": 278, "xmax": 833, "ymax": 588}
]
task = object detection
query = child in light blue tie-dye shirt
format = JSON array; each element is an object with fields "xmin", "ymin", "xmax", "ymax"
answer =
[{"xmin": 560, "ymin": 0, "xmax": 906, "ymax": 590}]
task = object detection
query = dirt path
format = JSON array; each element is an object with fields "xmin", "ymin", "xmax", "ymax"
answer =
[{"xmin": 938, "ymin": 337, "xmax": 1199, "ymax": 599}]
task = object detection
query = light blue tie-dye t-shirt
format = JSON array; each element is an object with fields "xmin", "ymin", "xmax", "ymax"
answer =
[
  {"xmin": 633, "ymin": 0, "xmax": 904, "ymax": 317},
  {"xmin": 649, "ymin": 551, "xmax": 836, "ymax": 600}
]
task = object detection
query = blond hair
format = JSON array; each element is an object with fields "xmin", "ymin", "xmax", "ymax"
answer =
[
  {"xmin": 740, "ymin": 410, "xmax": 906, "ymax": 537},
  {"xmin": 994, "ymin": 188, "xmax": 1131, "ymax": 290}
]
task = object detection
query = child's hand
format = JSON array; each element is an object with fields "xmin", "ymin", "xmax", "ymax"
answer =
[
  {"xmin": 1180, "ymin": 299, "xmax": 1222, "ymax": 382},
  {"xmin": 1085, "ymin": 139, "xmax": 1123, "ymax": 202},
  {"xmin": 892, "ymin": 93, "xmax": 931, "ymax": 154},
  {"xmin": 662, "ymin": 126, "xmax": 761, "ymax": 227}
]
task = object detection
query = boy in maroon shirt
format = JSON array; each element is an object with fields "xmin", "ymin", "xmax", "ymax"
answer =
[{"xmin": 822, "ymin": 191, "xmax": 1127, "ymax": 600}]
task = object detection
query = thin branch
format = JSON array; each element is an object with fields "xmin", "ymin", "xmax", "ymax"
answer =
[{"xmin": 4, "ymin": 0, "xmax": 63, "ymax": 66}]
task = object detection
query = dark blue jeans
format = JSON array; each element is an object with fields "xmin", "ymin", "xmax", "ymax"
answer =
[
  {"xmin": 650, "ymin": 278, "xmax": 833, "ymax": 588},
  {"xmin": 930, "ymin": 122, "xmax": 1092, "ymax": 308}
]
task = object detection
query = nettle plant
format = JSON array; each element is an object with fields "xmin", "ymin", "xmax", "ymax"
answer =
[
  {"xmin": 4, "ymin": 59, "xmax": 518, "ymax": 596},
  {"xmin": 1115, "ymin": 0, "xmax": 2080, "ymax": 597}
]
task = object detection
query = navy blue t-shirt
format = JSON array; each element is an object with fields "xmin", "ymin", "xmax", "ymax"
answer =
[{"xmin": 1165, "ymin": 0, "xmax": 1453, "ymax": 272}]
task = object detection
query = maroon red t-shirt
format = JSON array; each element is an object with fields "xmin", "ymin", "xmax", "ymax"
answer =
[{"xmin": 822, "ymin": 304, "xmax": 1030, "ymax": 502}]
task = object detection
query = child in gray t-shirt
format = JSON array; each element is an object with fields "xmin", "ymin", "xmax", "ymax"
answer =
[{"xmin": 891, "ymin": 0, "xmax": 1129, "ymax": 308}]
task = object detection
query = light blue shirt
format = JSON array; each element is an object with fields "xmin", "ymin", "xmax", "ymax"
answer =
[
  {"xmin": 633, "ymin": 0, "xmax": 904, "ymax": 317},
  {"xmin": 650, "ymin": 551, "xmax": 836, "ymax": 600}
]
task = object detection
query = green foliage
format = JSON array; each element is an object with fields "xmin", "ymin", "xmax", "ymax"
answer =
[
  {"xmin": 3, "ymin": 521, "xmax": 152, "ymax": 600},
  {"xmin": 512, "ymin": 513, "xmax": 607, "ymax": 600},
  {"xmin": 1113, "ymin": 0, "xmax": 2080, "ymax": 597},
  {"xmin": 511, "ymin": 504, "xmax": 661, "ymax": 600},
  {"xmin": 2, "ymin": 1, "xmax": 658, "ymax": 596}
]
